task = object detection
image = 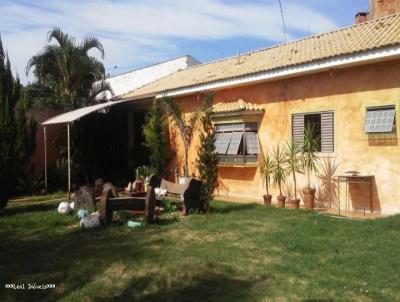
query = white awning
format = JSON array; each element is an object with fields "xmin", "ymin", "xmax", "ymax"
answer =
[{"xmin": 41, "ymin": 100, "xmax": 126, "ymax": 125}]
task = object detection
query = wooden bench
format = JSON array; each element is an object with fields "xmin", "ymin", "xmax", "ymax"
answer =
[
  {"xmin": 149, "ymin": 175, "xmax": 202, "ymax": 215},
  {"xmin": 99, "ymin": 184, "xmax": 156, "ymax": 224}
]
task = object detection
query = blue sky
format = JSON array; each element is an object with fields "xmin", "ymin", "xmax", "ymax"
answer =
[{"xmin": 0, "ymin": 0, "xmax": 369, "ymax": 84}]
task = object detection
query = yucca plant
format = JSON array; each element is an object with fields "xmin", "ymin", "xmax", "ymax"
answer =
[
  {"xmin": 284, "ymin": 140, "xmax": 303, "ymax": 200},
  {"xmin": 272, "ymin": 144, "xmax": 287, "ymax": 199},
  {"xmin": 260, "ymin": 152, "xmax": 275, "ymax": 197},
  {"xmin": 137, "ymin": 165, "xmax": 153, "ymax": 182},
  {"xmin": 302, "ymin": 124, "xmax": 320, "ymax": 209},
  {"xmin": 303, "ymin": 124, "xmax": 320, "ymax": 188}
]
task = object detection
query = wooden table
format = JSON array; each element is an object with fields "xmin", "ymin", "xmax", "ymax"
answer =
[{"xmin": 337, "ymin": 175, "xmax": 374, "ymax": 215}]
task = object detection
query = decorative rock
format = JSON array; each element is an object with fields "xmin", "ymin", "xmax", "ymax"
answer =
[
  {"xmin": 74, "ymin": 186, "xmax": 95, "ymax": 212},
  {"xmin": 77, "ymin": 209, "xmax": 89, "ymax": 219},
  {"xmin": 80, "ymin": 212, "xmax": 100, "ymax": 229},
  {"xmin": 58, "ymin": 201, "xmax": 71, "ymax": 214},
  {"xmin": 127, "ymin": 220, "xmax": 142, "ymax": 228}
]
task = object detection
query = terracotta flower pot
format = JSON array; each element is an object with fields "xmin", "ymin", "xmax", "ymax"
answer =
[
  {"xmin": 302, "ymin": 187, "xmax": 316, "ymax": 209},
  {"xmin": 277, "ymin": 195, "xmax": 286, "ymax": 208},
  {"xmin": 263, "ymin": 194, "xmax": 272, "ymax": 205},
  {"xmin": 286, "ymin": 198, "xmax": 300, "ymax": 209}
]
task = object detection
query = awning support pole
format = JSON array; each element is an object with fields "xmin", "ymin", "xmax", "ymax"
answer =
[
  {"xmin": 67, "ymin": 123, "xmax": 71, "ymax": 201},
  {"xmin": 44, "ymin": 126, "xmax": 47, "ymax": 193}
]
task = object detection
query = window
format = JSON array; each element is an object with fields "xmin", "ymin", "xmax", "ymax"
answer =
[
  {"xmin": 214, "ymin": 122, "xmax": 259, "ymax": 166},
  {"xmin": 292, "ymin": 111, "xmax": 334, "ymax": 153},
  {"xmin": 364, "ymin": 106, "xmax": 396, "ymax": 133}
]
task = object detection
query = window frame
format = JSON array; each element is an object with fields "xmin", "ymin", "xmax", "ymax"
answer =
[
  {"xmin": 364, "ymin": 105, "xmax": 396, "ymax": 134},
  {"xmin": 291, "ymin": 110, "xmax": 335, "ymax": 154},
  {"xmin": 214, "ymin": 122, "xmax": 260, "ymax": 166}
]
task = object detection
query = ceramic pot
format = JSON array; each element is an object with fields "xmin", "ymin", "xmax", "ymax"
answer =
[
  {"xmin": 302, "ymin": 187, "xmax": 316, "ymax": 209},
  {"xmin": 263, "ymin": 195, "xmax": 272, "ymax": 205},
  {"xmin": 277, "ymin": 195, "xmax": 286, "ymax": 208}
]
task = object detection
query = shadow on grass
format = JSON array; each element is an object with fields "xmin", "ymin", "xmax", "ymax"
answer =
[
  {"xmin": 154, "ymin": 216, "xmax": 180, "ymax": 226},
  {"xmin": 0, "ymin": 224, "xmax": 151, "ymax": 302},
  {"xmin": 96, "ymin": 271, "xmax": 268, "ymax": 302},
  {"xmin": 210, "ymin": 203, "xmax": 258, "ymax": 214},
  {"xmin": 0, "ymin": 202, "xmax": 58, "ymax": 217}
]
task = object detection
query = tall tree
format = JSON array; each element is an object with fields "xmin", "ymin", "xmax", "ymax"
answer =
[
  {"xmin": 26, "ymin": 28, "xmax": 113, "ymax": 187},
  {"xmin": 26, "ymin": 27, "xmax": 112, "ymax": 111},
  {"xmin": 0, "ymin": 36, "xmax": 37, "ymax": 208},
  {"xmin": 163, "ymin": 97, "xmax": 200, "ymax": 177},
  {"xmin": 142, "ymin": 99, "xmax": 171, "ymax": 177},
  {"xmin": 196, "ymin": 94, "xmax": 219, "ymax": 212}
]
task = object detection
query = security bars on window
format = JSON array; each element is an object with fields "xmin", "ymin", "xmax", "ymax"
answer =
[{"xmin": 214, "ymin": 122, "xmax": 259, "ymax": 165}]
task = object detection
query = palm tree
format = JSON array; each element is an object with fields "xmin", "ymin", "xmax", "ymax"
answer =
[
  {"xmin": 162, "ymin": 97, "xmax": 200, "ymax": 177},
  {"xmin": 26, "ymin": 27, "xmax": 112, "ymax": 110}
]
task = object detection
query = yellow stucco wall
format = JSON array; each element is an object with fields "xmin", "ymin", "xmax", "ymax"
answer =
[{"xmin": 169, "ymin": 60, "xmax": 400, "ymax": 214}]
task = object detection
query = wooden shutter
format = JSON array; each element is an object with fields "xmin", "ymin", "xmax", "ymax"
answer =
[
  {"xmin": 292, "ymin": 114, "xmax": 304, "ymax": 147},
  {"xmin": 245, "ymin": 132, "xmax": 260, "ymax": 154},
  {"xmin": 215, "ymin": 132, "xmax": 232, "ymax": 154},
  {"xmin": 227, "ymin": 132, "xmax": 243, "ymax": 154},
  {"xmin": 321, "ymin": 111, "xmax": 334, "ymax": 153}
]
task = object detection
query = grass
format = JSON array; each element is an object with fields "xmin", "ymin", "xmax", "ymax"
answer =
[{"xmin": 0, "ymin": 198, "xmax": 399, "ymax": 301}]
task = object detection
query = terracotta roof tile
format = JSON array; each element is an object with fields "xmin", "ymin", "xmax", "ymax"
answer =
[
  {"xmin": 121, "ymin": 14, "xmax": 400, "ymax": 99},
  {"xmin": 212, "ymin": 99, "xmax": 264, "ymax": 114}
]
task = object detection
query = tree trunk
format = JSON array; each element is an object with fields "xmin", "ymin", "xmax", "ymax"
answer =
[
  {"xmin": 184, "ymin": 146, "xmax": 189, "ymax": 177},
  {"xmin": 293, "ymin": 167, "xmax": 297, "ymax": 199}
]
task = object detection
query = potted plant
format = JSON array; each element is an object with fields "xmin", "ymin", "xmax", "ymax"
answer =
[
  {"xmin": 272, "ymin": 144, "xmax": 287, "ymax": 208},
  {"xmin": 137, "ymin": 165, "xmax": 153, "ymax": 191},
  {"xmin": 302, "ymin": 124, "xmax": 320, "ymax": 209},
  {"xmin": 260, "ymin": 152, "xmax": 275, "ymax": 205},
  {"xmin": 284, "ymin": 141, "xmax": 303, "ymax": 209}
]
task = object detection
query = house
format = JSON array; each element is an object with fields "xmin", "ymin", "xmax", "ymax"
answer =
[
  {"xmin": 38, "ymin": 56, "xmax": 200, "ymax": 179},
  {"xmin": 120, "ymin": 0, "xmax": 400, "ymax": 214},
  {"xmin": 95, "ymin": 55, "xmax": 200, "ymax": 99}
]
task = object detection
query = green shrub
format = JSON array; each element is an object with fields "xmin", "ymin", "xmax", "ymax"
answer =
[
  {"xmin": 161, "ymin": 198, "xmax": 177, "ymax": 213},
  {"xmin": 196, "ymin": 94, "xmax": 219, "ymax": 212}
]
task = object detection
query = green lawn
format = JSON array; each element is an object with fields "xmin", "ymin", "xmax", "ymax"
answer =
[{"xmin": 0, "ymin": 198, "xmax": 399, "ymax": 302}]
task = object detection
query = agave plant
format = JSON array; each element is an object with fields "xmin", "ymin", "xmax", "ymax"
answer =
[
  {"xmin": 272, "ymin": 144, "xmax": 287, "ymax": 197},
  {"xmin": 302, "ymin": 124, "xmax": 320, "ymax": 188},
  {"xmin": 260, "ymin": 152, "xmax": 275, "ymax": 196},
  {"xmin": 284, "ymin": 140, "xmax": 303, "ymax": 200}
]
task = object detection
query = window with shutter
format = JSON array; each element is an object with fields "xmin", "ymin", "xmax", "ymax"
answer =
[
  {"xmin": 215, "ymin": 132, "xmax": 232, "ymax": 154},
  {"xmin": 227, "ymin": 132, "xmax": 243, "ymax": 154},
  {"xmin": 214, "ymin": 122, "xmax": 259, "ymax": 166},
  {"xmin": 245, "ymin": 132, "xmax": 260, "ymax": 154},
  {"xmin": 292, "ymin": 111, "xmax": 335, "ymax": 153},
  {"xmin": 292, "ymin": 114, "xmax": 304, "ymax": 147},
  {"xmin": 321, "ymin": 111, "xmax": 334, "ymax": 153},
  {"xmin": 364, "ymin": 106, "xmax": 396, "ymax": 133}
]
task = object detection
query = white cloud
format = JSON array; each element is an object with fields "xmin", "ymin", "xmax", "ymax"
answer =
[{"xmin": 0, "ymin": 0, "xmax": 338, "ymax": 83}]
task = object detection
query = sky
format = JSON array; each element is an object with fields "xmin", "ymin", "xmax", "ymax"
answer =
[{"xmin": 0, "ymin": 0, "xmax": 370, "ymax": 84}]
